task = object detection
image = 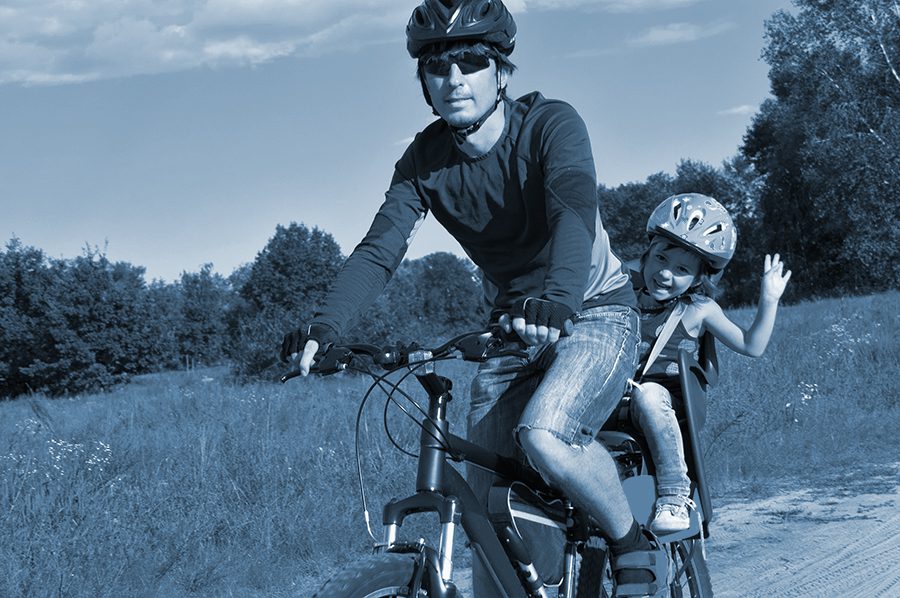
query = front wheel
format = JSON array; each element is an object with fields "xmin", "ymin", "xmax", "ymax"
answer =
[
  {"xmin": 313, "ymin": 553, "xmax": 419, "ymax": 598},
  {"xmin": 576, "ymin": 538, "xmax": 713, "ymax": 598}
]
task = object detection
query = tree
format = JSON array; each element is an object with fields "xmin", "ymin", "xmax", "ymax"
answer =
[
  {"xmin": 240, "ymin": 223, "xmax": 344, "ymax": 316},
  {"xmin": 0, "ymin": 239, "xmax": 55, "ymax": 397},
  {"xmin": 177, "ymin": 264, "xmax": 230, "ymax": 368},
  {"xmin": 598, "ymin": 172, "xmax": 676, "ymax": 264},
  {"xmin": 227, "ymin": 223, "xmax": 345, "ymax": 377},
  {"xmin": 349, "ymin": 252, "xmax": 485, "ymax": 344},
  {"xmin": 743, "ymin": 0, "xmax": 900, "ymax": 297},
  {"xmin": 20, "ymin": 249, "xmax": 160, "ymax": 394}
]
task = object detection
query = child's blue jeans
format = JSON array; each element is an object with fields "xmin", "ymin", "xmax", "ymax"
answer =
[{"xmin": 628, "ymin": 380, "xmax": 692, "ymax": 499}]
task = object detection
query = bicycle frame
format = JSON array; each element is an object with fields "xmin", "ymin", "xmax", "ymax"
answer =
[
  {"xmin": 378, "ymin": 367, "xmax": 584, "ymax": 598},
  {"xmin": 296, "ymin": 328, "xmax": 718, "ymax": 597}
]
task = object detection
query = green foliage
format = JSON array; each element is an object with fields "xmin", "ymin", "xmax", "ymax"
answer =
[
  {"xmin": 240, "ymin": 222, "xmax": 343, "ymax": 315},
  {"xmin": 227, "ymin": 223, "xmax": 345, "ymax": 377},
  {"xmin": 0, "ymin": 240, "xmax": 180, "ymax": 397},
  {"xmin": 743, "ymin": 0, "xmax": 900, "ymax": 297},
  {"xmin": 598, "ymin": 171, "xmax": 675, "ymax": 264},
  {"xmin": 227, "ymin": 223, "xmax": 487, "ymax": 377},
  {"xmin": 177, "ymin": 264, "xmax": 231, "ymax": 368},
  {"xmin": 0, "ymin": 239, "xmax": 55, "ymax": 395}
]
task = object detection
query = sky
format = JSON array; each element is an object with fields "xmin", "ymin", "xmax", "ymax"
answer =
[{"xmin": 0, "ymin": 0, "xmax": 793, "ymax": 283}]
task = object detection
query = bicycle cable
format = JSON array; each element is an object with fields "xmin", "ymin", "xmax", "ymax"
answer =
[
  {"xmin": 380, "ymin": 356, "xmax": 459, "ymax": 457},
  {"xmin": 351, "ymin": 363, "xmax": 400, "ymax": 542}
]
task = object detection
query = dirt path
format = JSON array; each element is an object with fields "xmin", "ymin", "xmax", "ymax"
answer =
[{"xmin": 707, "ymin": 465, "xmax": 900, "ymax": 597}]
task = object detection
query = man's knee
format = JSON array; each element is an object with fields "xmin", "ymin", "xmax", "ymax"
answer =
[{"xmin": 518, "ymin": 427, "xmax": 578, "ymax": 467}]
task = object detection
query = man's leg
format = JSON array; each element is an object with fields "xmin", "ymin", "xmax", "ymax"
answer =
[
  {"xmin": 516, "ymin": 305, "xmax": 667, "ymax": 594},
  {"xmin": 515, "ymin": 304, "xmax": 640, "ymax": 540},
  {"xmin": 467, "ymin": 351, "xmax": 539, "ymax": 596}
]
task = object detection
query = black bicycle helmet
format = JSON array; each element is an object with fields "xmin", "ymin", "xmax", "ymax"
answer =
[{"xmin": 406, "ymin": 0, "xmax": 517, "ymax": 59}]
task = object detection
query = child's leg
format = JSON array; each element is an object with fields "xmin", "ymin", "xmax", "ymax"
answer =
[{"xmin": 629, "ymin": 382, "xmax": 693, "ymax": 531}]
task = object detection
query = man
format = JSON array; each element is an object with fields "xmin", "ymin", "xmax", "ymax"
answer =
[{"xmin": 282, "ymin": 0, "xmax": 666, "ymax": 595}]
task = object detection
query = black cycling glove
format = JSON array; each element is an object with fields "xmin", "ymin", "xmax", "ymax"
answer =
[
  {"xmin": 280, "ymin": 323, "xmax": 338, "ymax": 363},
  {"xmin": 509, "ymin": 297, "xmax": 574, "ymax": 334}
]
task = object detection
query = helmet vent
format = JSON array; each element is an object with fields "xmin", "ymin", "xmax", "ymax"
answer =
[
  {"xmin": 414, "ymin": 7, "xmax": 431, "ymax": 26},
  {"xmin": 704, "ymin": 223, "xmax": 724, "ymax": 236},
  {"xmin": 672, "ymin": 201, "xmax": 682, "ymax": 221},
  {"xmin": 687, "ymin": 210, "xmax": 703, "ymax": 231}
]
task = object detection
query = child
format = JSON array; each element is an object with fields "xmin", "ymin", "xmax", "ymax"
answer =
[{"xmin": 629, "ymin": 193, "xmax": 791, "ymax": 533}]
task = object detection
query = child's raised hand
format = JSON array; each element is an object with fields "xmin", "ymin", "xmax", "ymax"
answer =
[{"xmin": 760, "ymin": 253, "xmax": 791, "ymax": 303}]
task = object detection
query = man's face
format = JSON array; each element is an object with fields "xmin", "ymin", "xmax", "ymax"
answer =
[{"xmin": 421, "ymin": 50, "xmax": 501, "ymax": 128}]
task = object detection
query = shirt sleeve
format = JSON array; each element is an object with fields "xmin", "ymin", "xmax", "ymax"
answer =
[
  {"xmin": 537, "ymin": 102, "xmax": 599, "ymax": 313},
  {"xmin": 311, "ymin": 156, "xmax": 428, "ymax": 337}
]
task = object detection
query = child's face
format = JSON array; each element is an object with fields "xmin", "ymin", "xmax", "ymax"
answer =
[{"xmin": 642, "ymin": 241, "xmax": 703, "ymax": 302}]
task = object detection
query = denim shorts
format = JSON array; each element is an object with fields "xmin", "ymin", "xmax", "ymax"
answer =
[{"xmin": 467, "ymin": 304, "xmax": 640, "ymax": 467}]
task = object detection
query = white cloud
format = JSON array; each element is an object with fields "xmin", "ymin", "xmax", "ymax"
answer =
[
  {"xmin": 717, "ymin": 104, "xmax": 758, "ymax": 117},
  {"xmin": 628, "ymin": 20, "xmax": 734, "ymax": 47},
  {"xmin": 203, "ymin": 36, "xmax": 297, "ymax": 66},
  {"xmin": 0, "ymin": 0, "xmax": 413, "ymax": 86},
  {"xmin": 0, "ymin": 0, "xmax": 711, "ymax": 86}
]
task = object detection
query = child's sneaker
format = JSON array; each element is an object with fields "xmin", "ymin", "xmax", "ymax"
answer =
[{"xmin": 650, "ymin": 495, "xmax": 695, "ymax": 533}]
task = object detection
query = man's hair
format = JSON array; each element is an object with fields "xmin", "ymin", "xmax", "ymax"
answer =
[
  {"xmin": 415, "ymin": 40, "xmax": 517, "ymax": 81},
  {"xmin": 640, "ymin": 237, "xmax": 722, "ymax": 299}
]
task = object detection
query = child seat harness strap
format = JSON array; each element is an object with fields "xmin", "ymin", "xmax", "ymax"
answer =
[{"xmin": 629, "ymin": 299, "xmax": 689, "ymax": 389}]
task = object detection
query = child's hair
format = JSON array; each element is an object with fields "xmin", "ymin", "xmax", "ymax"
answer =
[{"xmin": 641, "ymin": 237, "xmax": 722, "ymax": 299}]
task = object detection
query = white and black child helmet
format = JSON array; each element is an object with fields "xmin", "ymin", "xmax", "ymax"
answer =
[{"xmin": 647, "ymin": 193, "xmax": 738, "ymax": 271}]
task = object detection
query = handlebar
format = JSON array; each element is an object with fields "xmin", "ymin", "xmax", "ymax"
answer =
[{"xmin": 280, "ymin": 327, "xmax": 527, "ymax": 383}]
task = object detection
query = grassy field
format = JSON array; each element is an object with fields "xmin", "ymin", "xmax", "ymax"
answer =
[{"xmin": 1, "ymin": 291, "xmax": 897, "ymax": 597}]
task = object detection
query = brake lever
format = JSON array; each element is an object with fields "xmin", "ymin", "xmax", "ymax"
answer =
[
  {"xmin": 454, "ymin": 330, "xmax": 528, "ymax": 361},
  {"xmin": 280, "ymin": 346, "xmax": 355, "ymax": 382}
]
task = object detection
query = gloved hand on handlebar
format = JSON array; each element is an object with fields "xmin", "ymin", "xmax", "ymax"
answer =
[
  {"xmin": 280, "ymin": 323, "xmax": 338, "ymax": 376},
  {"xmin": 500, "ymin": 297, "xmax": 574, "ymax": 346}
]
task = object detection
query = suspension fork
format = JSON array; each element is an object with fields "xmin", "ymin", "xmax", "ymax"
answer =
[{"xmin": 382, "ymin": 369, "xmax": 462, "ymax": 581}]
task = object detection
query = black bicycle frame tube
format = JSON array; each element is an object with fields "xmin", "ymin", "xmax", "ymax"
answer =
[
  {"xmin": 415, "ymin": 373, "xmax": 453, "ymax": 492},
  {"xmin": 443, "ymin": 433, "xmax": 553, "ymax": 494}
]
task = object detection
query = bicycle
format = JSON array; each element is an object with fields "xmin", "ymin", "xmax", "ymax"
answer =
[{"xmin": 283, "ymin": 328, "xmax": 716, "ymax": 597}]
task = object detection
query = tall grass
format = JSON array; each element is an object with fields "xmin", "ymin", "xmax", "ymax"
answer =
[
  {"xmin": 1, "ymin": 291, "xmax": 897, "ymax": 596},
  {"xmin": 701, "ymin": 291, "xmax": 899, "ymax": 491}
]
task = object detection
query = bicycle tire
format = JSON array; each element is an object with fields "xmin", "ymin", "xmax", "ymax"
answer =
[
  {"xmin": 575, "ymin": 539, "xmax": 713, "ymax": 598},
  {"xmin": 668, "ymin": 539, "xmax": 712, "ymax": 598},
  {"xmin": 312, "ymin": 553, "xmax": 418, "ymax": 598}
]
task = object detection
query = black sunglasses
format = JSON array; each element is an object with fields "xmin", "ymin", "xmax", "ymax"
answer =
[{"xmin": 422, "ymin": 52, "xmax": 492, "ymax": 76}]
